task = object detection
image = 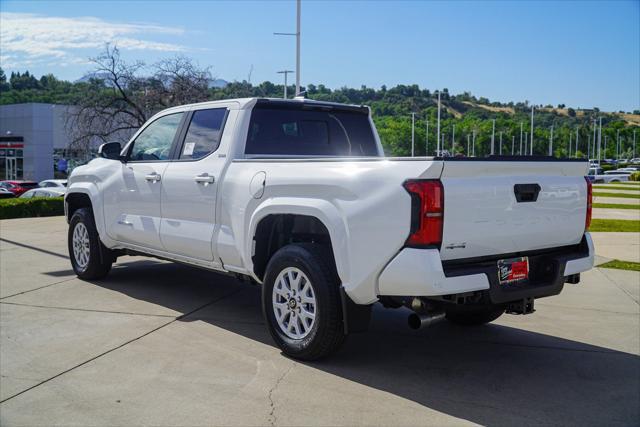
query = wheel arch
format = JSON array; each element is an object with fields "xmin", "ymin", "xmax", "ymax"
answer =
[{"xmin": 247, "ymin": 198, "xmax": 350, "ymax": 286}]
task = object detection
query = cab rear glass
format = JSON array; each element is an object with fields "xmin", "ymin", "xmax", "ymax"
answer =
[{"xmin": 245, "ymin": 103, "xmax": 379, "ymax": 157}]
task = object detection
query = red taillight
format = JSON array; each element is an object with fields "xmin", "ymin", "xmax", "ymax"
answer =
[
  {"xmin": 584, "ymin": 177, "xmax": 592, "ymax": 231},
  {"xmin": 403, "ymin": 179, "xmax": 444, "ymax": 247}
]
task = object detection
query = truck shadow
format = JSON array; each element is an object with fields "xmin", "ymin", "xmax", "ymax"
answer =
[{"xmin": 92, "ymin": 259, "xmax": 639, "ymax": 426}]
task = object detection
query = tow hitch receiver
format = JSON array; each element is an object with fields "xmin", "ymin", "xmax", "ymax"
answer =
[{"xmin": 506, "ymin": 297, "xmax": 535, "ymax": 315}]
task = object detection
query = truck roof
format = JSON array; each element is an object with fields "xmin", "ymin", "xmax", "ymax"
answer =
[{"xmin": 159, "ymin": 97, "xmax": 369, "ymax": 114}]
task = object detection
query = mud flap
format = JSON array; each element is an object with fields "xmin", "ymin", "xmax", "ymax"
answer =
[{"xmin": 340, "ymin": 286, "xmax": 372, "ymax": 334}]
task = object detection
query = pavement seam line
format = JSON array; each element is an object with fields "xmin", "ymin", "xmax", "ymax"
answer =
[
  {"xmin": 597, "ymin": 268, "xmax": 640, "ymax": 306},
  {"xmin": 0, "ymin": 301, "xmax": 176, "ymax": 318},
  {"xmin": 0, "ymin": 238, "xmax": 68, "ymax": 260},
  {"xmin": 0, "ymin": 277, "xmax": 77, "ymax": 300},
  {"xmin": 268, "ymin": 364, "xmax": 295, "ymax": 427},
  {"xmin": 0, "ymin": 288, "xmax": 243, "ymax": 405}
]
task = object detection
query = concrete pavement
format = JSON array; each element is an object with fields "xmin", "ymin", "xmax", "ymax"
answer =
[{"xmin": 1, "ymin": 217, "xmax": 638, "ymax": 426}]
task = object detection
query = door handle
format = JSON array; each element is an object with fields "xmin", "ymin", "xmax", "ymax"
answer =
[
  {"xmin": 145, "ymin": 173, "xmax": 161, "ymax": 182},
  {"xmin": 194, "ymin": 173, "xmax": 215, "ymax": 184},
  {"xmin": 117, "ymin": 219, "xmax": 133, "ymax": 226}
]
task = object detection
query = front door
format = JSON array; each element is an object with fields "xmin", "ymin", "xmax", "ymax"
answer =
[
  {"xmin": 103, "ymin": 112, "xmax": 185, "ymax": 250},
  {"xmin": 160, "ymin": 107, "xmax": 232, "ymax": 261}
]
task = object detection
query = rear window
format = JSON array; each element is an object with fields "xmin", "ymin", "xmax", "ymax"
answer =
[
  {"xmin": 245, "ymin": 105, "xmax": 379, "ymax": 157},
  {"xmin": 21, "ymin": 182, "xmax": 38, "ymax": 189}
]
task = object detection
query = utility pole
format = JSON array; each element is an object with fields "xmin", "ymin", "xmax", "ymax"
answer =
[
  {"xmin": 467, "ymin": 134, "xmax": 470, "ymax": 156},
  {"xmin": 588, "ymin": 135, "xmax": 591, "ymax": 159},
  {"xmin": 575, "ymin": 127, "xmax": 579, "ymax": 158},
  {"xmin": 569, "ymin": 133, "xmax": 572, "ymax": 158},
  {"xmin": 530, "ymin": 106, "xmax": 534, "ymax": 155},
  {"xmin": 524, "ymin": 132, "xmax": 528, "ymax": 155},
  {"xmin": 274, "ymin": 0, "xmax": 301, "ymax": 96},
  {"xmin": 634, "ymin": 129, "xmax": 636, "ymax": 158},
  {"xmin": 491, "ymin": 119, "xmax": 496, "ymax": 155},
  {"xmin": 277, "ymin": 70, "xmax": 294, "ymax": 99},
  {"xmin": 436, "ymin": 91, "xmax": 441, "ymax": 156},
  {"xmin": 616, "ymin": 129, "xmax": 620, "ymax": 160},
  {"xmin": 519, "ymin": 122, "xmax": 523, "ymax": 155},
  {"xmin": 411, "ymin": 113, "xmax": 415, "ymax": 157},
  {"xmin": 499, "ymin": 131, "xmax": 503, "ymax": 155},
  {"xmin": 549, "ymin": 125, "xmax": 554, "ymax": 156},
  {"xmin": 512, "ymin": 135, "xmax": 515, "ymax": 155}
]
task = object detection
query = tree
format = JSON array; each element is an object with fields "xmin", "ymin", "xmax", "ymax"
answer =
[
  {"xmin": 567, "ymin": 108, "xmax": 576, "ymax": 117},
  {"xmin": 0, "ymin": 68, "xmax": 9, "ymax": 92},
  {"xmin": 66, "ymin": 45, "xmax": 212, "ymax": 155}
]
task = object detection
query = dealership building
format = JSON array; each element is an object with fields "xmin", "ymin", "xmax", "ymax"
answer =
[{"xmin": 0, "ymin": 103, "xmax": 96, "ymax": 182}]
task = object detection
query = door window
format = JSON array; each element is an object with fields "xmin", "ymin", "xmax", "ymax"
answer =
[
  {"xmin": 127, "ymin": 113, "xmax": 184, "ymax": 162},
  {"xmin": 179, "ymin": 108, "xmax": 228, "ymax": 160}
]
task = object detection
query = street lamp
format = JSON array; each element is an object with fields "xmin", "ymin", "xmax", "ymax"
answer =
[
  {"xmin": 274, "ymin": 0, "xmax": 301, "ymax": 96},
  {"xmin": 277, "ymin": 70, "xmax": 294, "ymax": 99}
]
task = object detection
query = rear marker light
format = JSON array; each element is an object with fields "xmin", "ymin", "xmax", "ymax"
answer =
[{"xmin": 403, "ymin": 179, "xmax": 444, "ymax": 248}]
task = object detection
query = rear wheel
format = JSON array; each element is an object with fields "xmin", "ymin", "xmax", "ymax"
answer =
[
  {"xmin": 262, "ymin": 243, "xmax": 345, "ymax": 360},
  {"xmin": 68, "ymin": 208, "xmax": 113, "ymax": 280},
  {"xmin": 445, "ymin": 306, "xmax": 505, "ymax": 326}
]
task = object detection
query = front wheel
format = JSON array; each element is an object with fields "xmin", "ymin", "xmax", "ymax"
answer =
[
  {"xmin": 262, "ymin": 243, "xmax": 345, "ymax": 360},
  {"xmin": 68, "ymin": 207, "xmax": 113, "ymax": 280}
]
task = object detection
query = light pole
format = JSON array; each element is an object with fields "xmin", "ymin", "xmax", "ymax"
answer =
[
  {"xmin": 575, "ymin": 127, "xmax": 579, "ymax": 158},
  {"xmin": 592, "ymin": 119, "xmax": 597, "ymax": 161},
  {"xmin": 616, "ymin": 129, "xmax": 620, "ymax": 160},
  {"xmin": 451, "ymin": 124, "xmax": 455, "ymax": 155},
  {"xmin": 425, "ymin": 118, "xmax": 429, "ymax": 156},
  {"xmin": 411, "ymin": 113, "xmax": 415, "ymax": 157},
  {"xmin": 490, "ymin": 119, "xmax": 495, "ymax": 155},
  {"xmin": 511, "ymin": 135, "xmax": 515, "ymax": 155},
  {"xmin": 634, "ymin": 129, "xmax": 637, "ymax": 158},
  {"xmin": 467, "ymin": 134, "xmax": 470, "ymax": 156},
  {"xmin": 530, "ymin": 106, "xmax": 534, "ymax": 155},
  {"xmin": 499, "ymin": 131, "xmax": 503, "ymax": 155},
  {"xmin": 549, "ymin": 124, "xmax": 554, "ymax": 156},
  {"xmin": 598, "ymin": 117, "xmax": 602, "ymax": 163},
  {"xmin": 519, "ymin": 122, "xmax": 523, "ymax": 156},
  {"xmin": 277, "ymin": 70, "xmax": 294, "ymax": 99},
  {"xmin": 274, "ymin": 0, "xmax": 301, "ymax": 96},
  {"xmin": 436, "ymin": 91, "xmax": 441, "ymax": 156},
  {"xmin": 569, "ymin": 133, "xmax": 572, "ymax": 158}
]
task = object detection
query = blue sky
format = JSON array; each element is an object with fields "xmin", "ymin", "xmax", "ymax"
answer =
[{"xmin": 1, "ymin": 0, "xmax": 638, "ymax": 112}]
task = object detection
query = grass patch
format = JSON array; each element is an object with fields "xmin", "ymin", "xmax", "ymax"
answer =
[
  {"xmin": 593, "ymin": 185, "xmax": 640, "ymax": 191},
  {"xmin": 599, "ymin": 259, "xmax": 640, "ymax": 272},
  {"xmin": 589, "ymin": 219, "xmax": 640, "ymax": 232},
  {"xmin": 593, "ymin": 192, "xmax": 640, "ymax": 199},
  {"xmin": 593, "ymin": 203, "xmax": 640, "ymax": 210}
]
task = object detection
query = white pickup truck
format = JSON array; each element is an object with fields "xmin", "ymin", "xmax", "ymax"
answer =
[{"xmin": 65, "ymin": 98, "xmax": 594, "ymax": 360}]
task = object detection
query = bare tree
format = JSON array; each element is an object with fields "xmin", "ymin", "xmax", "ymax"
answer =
[{"xmin": 66, "ymin": 45, "xmax": 212, "ymax": 155}]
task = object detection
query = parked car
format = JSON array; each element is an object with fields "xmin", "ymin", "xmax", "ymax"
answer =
[
  {"xmin": 588, "ymin": 167, "xmax": 630, "ymax": 183},
  {"xmin": 617, "ymin": 167, "xmax": 639, "ymax": 172},
  {"xmin": 0, "ymin": 188, "xmax": 15, "ymax": 198},
  {"xmin": 20, "ymin": 188, "xmax": 66, "ymax": 199},
  {"xmin": 39, "ymin": 179, "xmax": 67, "ymax": 188},
  {"xmin": 0, "ymin": 180, "xmax": 39, "ymax": 196},
  {"xmin": 65, "ymin": 98, "xmax": 594, "ymax": 360},
  {"xmin": 629, "ymin": 158, "xmax": 640, "ymax": 164}
]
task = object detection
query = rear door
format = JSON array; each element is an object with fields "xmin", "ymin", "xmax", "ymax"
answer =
[
  {"xmin": 103, "ymin": 112, "xmax": 185, "ymax": 250},
  {"xmin": 439, "ymin": 160, "xmax": 589, "ymax": 261},
  {"xmin": 159, "ymin": 105, "xmax": 234, "ymax": 261}
]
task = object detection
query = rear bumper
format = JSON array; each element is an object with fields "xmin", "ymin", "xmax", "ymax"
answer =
[{"xmin": 378, "ymin": 233, "xmax": 594, "ymax": 302}]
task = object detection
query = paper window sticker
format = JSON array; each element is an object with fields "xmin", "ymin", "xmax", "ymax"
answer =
[{"xmin": 183, "ymin": 142, "xmax": 195, "ymax": 156}]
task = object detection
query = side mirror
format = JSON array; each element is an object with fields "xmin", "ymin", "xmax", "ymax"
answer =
[{"xmin": 98, "ymin": 142, "xmax": 123, "ymax": 161}]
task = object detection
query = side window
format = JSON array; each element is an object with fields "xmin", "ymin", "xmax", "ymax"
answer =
[
  {"xmin": 127, "ymin": 113, "xmax": 184, "ymax": 162},
  {"xmin": 179, "ymin": 108, "xmax": 227, "ymax": 160}
]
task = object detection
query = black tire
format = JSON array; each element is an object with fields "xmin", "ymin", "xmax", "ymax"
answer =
[
  {"xmin": 262, "ymin": 243, "xmax": 345, "ymax": 361},
  {"xmin": 445, "ymin": 306, "xmax": 505, "ymax": 326},
  {"xmin": 68, "ymin": 207, "xmax": 113, "ymax": 280}
]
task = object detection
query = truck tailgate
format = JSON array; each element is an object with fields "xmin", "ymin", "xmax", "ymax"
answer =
[{"xmin": 439, "ymin": 160, "xmax": 589, "ymax": 261}]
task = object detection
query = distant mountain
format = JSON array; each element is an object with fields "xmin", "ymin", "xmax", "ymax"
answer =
[
  {"xmin": 208, "ymin": 79, "xmax": 228, "ymax": 88},
  {"xmin": 74, "ymin": 73, "xmax": 115, "ymax": 87}
]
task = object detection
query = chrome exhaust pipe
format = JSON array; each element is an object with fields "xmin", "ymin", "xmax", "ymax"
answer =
[{"xmin": 408, "ymin": 312, "xmax": 446, "ymax": 330}]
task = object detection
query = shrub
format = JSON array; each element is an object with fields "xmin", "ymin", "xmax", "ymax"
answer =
[
  {"xmin": 0, "ymin": 197, "xmax": 64, "ymax": 219},
  {"xmin": 631, "ymin": 172, "xmax": 640, "ymax": 182}
]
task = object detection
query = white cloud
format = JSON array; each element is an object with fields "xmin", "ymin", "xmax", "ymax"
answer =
[{"xmin": 0, "ymin": 12, "xmax": 187, "ymax": 68}]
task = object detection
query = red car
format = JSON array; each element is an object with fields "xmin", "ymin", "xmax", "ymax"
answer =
[{"xmin": 0, "ymin": 180, "xmax": 39, "ymax": 196}]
